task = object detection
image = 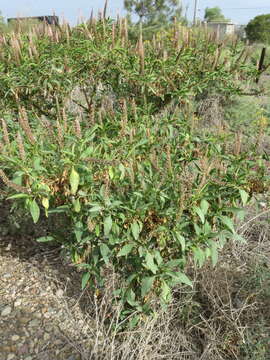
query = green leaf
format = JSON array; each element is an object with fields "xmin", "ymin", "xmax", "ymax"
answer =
[
  {"xmin": 73, "ymin": 198, "xmax": 81, "ymax": 213},
  {"xmin": 200, "ymin": 199, "xmax": 209, "ymax": 215},
  {"xmin": 117, "ymin": 244, "xmax": 134, "ymax": 257},
  {"xmin": 119, "ymin": 164, "xmax": 125, "ymax": 180},
  {"xmin": 193, "ymin": 247, "xmax": 205, "ymax": 268},
  {"xmin": 104, "ymin": 215, "xmax": 112, "ymax": 237},
  {"xmin": 210, "ymin": 241, "xmax": 218, "ymax": 267},
  {"xmin": 7, "ymin": 193, "xmax": 29, "ymax": 200},
  {"xmin": 141, "ymin": 277, "xmax": 155, "ymax": 298},
  {"xmin": 109, "ymin": 166, "xmax": 114, "ymax": 179},
  {"xmin": 89, "ymin": 205, "xmax": 103, "ymax": 213},
  {"xmin": 100, "ymin": 243, "xmax": 110, "ymax": 264},
  {"xmin": 170, "ymin": 272, "xmax": 193, "ymax": 287},
  {"xmin": 239, "ymin": 189, "xmax": 249, "ymax": 206},
  {"xmin": 161, "ymin": 281, "xmax": 172, "ymax": 303},
  {"xmin": 194, "ymin": 206, "xmax": 205, "ymax": 224},
  {"xmin": 174, "ymin": 232, "xmax": 185, "ymax": 251},
  {"xmin": 70, "ymin": 167, "xmax": 80, "ymax": 195},
  {"xmin": 144, "ymin": 252, "xmax": 158, "ymax": 274},
  {"xmin": 232, "ymin": 233, "xmax": 247, "ymax": 243},
  {"xmin": 36, "ymin": 236, "xmax": 54, "ymax": 243},
  {"xmin": 131, "ymin": 221, "xmax": 141, "ymax": 240},
  {"xmin": 126, "ymin": 288, "xmax": 137, "ymax": 306},
  {"xmin": 220, "ymin": 216, "xmax": 235, "ymax": 233},
  {"xmin": 81, "ymin": 272, "xmax": 91, "ymax": 289},
  {"xmin": 29, "ymin": 199, "xmax": 40, "ymax": 223}
]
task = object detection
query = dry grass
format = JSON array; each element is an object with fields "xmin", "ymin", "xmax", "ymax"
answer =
[{"xmin": 42, "ymin": 200, "xmax": 270, "ymax": 360}]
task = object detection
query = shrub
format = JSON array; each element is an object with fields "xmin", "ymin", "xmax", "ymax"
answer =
[
  {"xmin": 246, "ymin": 14, "xmax": 270, "ymax": 44},
  {"xmin": 0, "ymin": 19, "xmax": 268, "ymax": 321}
]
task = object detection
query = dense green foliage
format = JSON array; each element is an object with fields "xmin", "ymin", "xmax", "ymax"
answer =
[
  {"xmin": 0, "ymin": 19, "xmax": 268, "ymax": 322},
  {"xmin": 124, "ymin": 0, "xmax": 183, "ymax": 25},
  {"xmin": 204, "ymin": 7, "xmax": 229, "ymax": 23},
  {"xmin": 246, "ymin": 14, "xmax": 270, "ymax": 44}
]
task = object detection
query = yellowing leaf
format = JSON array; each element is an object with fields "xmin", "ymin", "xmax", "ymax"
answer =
[
  {"xmin": 42, "ymin": 197, "xmax": 49, "ymax": 209},
  {"xmin": 70, "ymin": 167, "xmax": 80, "ymax": 195}
]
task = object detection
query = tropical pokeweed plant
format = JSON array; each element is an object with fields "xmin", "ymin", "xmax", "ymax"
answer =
[
  {"xmin": 0, "ymin": 17, "xmax": 268, "ymax": 321},
  {"xmin": 1, "ymin": 103, "xmax": 268, "ymax": 320}
]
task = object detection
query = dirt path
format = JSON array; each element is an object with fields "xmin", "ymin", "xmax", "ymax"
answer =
[{"xmin": 0, "ymin": 234, "xmax": 92, "ymax": 360}]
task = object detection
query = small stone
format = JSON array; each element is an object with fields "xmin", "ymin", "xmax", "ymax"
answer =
[
  {"xmin": 25, "ymin": 357, "xmax": 32, "ymax": 360},
  {"xmin": 5, "ymin": 243, "xmax": 11, "ymax": 251},
  {"xmin": 28, "ymin": 319, "xmax": 40, "ymax": 327},
  {"xmin": 11, "ymin": 335, "xmax": 20, "ymax": 341},
  {"xmin": 17, "ymin": 344, "xmax": 28, "ymax": 355},
  {"xmin": 3, "ymin": 273, "xmax": 12, "ymax": 278},
  {"xmin": 1, "ymin": 306, "xmax": 12, "ymax": 316},
  {"xmin": 20, "ymin": 317, "xmax": 29, "ymax": 324},
  {"xmin": 44, "ymin": 333, "xmax": 50, "ymax": 341},
  {"xmin": 56, "ymin": 289, "xmax": 64, "ymax": 297},
  {"xmin": 7, "ymin": 354, "xmax": 15, "ymax": 360},
  {"xmin": 14, "ymin": 299, "xmax": 22, "ymax": 307}
]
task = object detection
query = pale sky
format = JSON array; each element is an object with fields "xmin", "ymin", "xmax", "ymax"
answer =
[{"xmin": 1, "ymin": 0, "xmax": 270, "ymax": 25}]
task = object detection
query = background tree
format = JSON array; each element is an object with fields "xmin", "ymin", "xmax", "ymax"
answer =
[
  {"xmin": 204, "ymin": 6, "xmax": 229, "ymax": 22},
  {"xmin": 245, "ymin": 14, "xmax": 270, "ymax": 44},
  {"xmin": 124, "ymin": 0, "xmax": 183, "ymax": 25}
]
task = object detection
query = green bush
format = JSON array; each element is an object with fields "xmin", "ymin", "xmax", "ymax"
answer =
[
  {"xmin": 0, "ymin": 19, "xmax": 268, "ymax": 321},
  {"xmin": 246, "ymin": 14, "xmax": 270, "ymax": 44}
]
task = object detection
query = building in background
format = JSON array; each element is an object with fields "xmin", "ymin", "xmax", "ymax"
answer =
[{"xmin": 206, "ymin": 21, "xmax": 235, "ymax": 39}]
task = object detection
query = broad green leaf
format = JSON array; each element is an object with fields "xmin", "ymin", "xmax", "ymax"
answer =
[
  {"xmin": 129, "ymin": 315, "xmax": 140, "ymax": 329},
  {"xmin": 193, "ymin": 247, "xmax": 205, "ymax": 268},
  {"xmin": 165, "ymin": 259, "xmax": 183, "ymax": 268},
  {"xmin": 210, "ymin": 241, "xmax": 218, "ymax": 267},
  {"xmin": 220, "ymin": 216, "xmax": 235, "ymax": 233},
  {"xmin": 131, "ymin": 221, "xmax": 140, "ymax": 240},
  {"xmin": 104, "ymin": 215, "xmax": 112, "ymax": 236},
  {"xmin": 95, "ymin": 224, "xmax": 100, "ymax": 236},
  {"xmin": 36, "ymin": 236, "xmax": 54, "ymax": 243},
  {"xmin": 232, "ymin": 233, "xmax": 247, "ymax": 243},
  {"xmin": 119, "ymin": 164, "xmax": 125, "ymax": 180},
  {"xmin": 70, "ymin": 167, "xmax": 80, "ymax": 195},
  {"xmin": 144, "ymin": 252, "xmax": 158, "ymax": 274},
  {"xmin": 29, "ymin": 199, "xmax": 40, "ymax": 223},
  {"xmin": 194, "ymin": 206, "xmax": 205, "ymax": 224},
  {"xmin": 171, "ymin": 272, "xmax": 193, "ymax": 287},
  {"xmin": 194, "ymin": 223, "xmax": 202, "ymax": 236},
  {"xmin": 154, "ymin": 250, "xmax": 163, "ymax": 266},
  {"xmin": 89, "ymin": 205, "xmax": 103, "ymax": 213},
  {"xmin": 73, "ymin": 198, "xmax": 81, "ymax": 213},
  {"xmin": 174, "ymin": 232, "xmax": 185, "ymax": 251},
  {"xmin": 161, "ymin": 281, "xmax": 172, "ymax": 303},
  {"xmin": 141, "ymin": 277, "xmax": 155, "ymax": 298},
  {"xmin": 117, "ymin": 244, "xmax": 134, "ymax": 257},
  {"xmin": 81, "ymin": 272, "xmax": 91, "ymax": 289},
  {"xmin": 126, "ymin": 288, "xmax": 137, "ymax": 306},
  {"xmin": 7, "ymin": 193, "xmax": 29, "ymax": 200},
  {"xmin": 239, "ymin": 189, "xmax": 249, "ymax": 206},
  {"xmin": 200, "ymin": 199, "xmax": 209, "ymax": 215},
  {"xmin": 100, "ymin": 243, "xmax": 110, "ymax": 264},
  {"xmin": 109, "ymin": 167, "xmax": 114, "ymax": 179}
]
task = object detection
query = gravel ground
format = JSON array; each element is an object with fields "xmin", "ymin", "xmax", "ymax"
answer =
[{"xmin": 0, "ymin": 234, "xmax": 94, "ymax": 360}]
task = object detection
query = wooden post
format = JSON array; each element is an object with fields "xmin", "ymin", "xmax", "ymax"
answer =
[{"xmin": 256, "ymin": 47, "xmax": 266, "ymax": 84}]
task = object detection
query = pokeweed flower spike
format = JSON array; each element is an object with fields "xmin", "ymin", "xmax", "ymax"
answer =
[
  {"xmin": 17, "ymin": 131, "xmax": 26, "ymax": 160},
  {"xmin": 1, "ymin": 118, "xmax": 10, "ymax": 146}
]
